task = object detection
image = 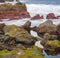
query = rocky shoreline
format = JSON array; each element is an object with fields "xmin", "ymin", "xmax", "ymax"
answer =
[
  {"xmin": 0, "ymin": 1, "xmax": 60, "ymax": 58},
  {"xmin": 0, "ymin": 3, "xmax": 60, "ymax": 21},
  {"xmin": 0, "ymin": 20, "xmax": 60, "ymax": 58}
]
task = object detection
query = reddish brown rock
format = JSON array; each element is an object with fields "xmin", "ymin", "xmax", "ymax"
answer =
[
  {"xmin": 0, "ymin": 3, "xmax": 30, "ymax": 21},
  {"xmin": 31, "ymin": 14, "xmax": 44, "ymax": 20},
  {"xmin": 31, "ymin": 20, "xmax": 56, "ymax": 37},
  {"xmin": 0, "ymin": 11, "xmax": 30, "ymax": 21},
  {"xmin": 46, "ymin": 13, "xmax": 58, "ymax": 19}
]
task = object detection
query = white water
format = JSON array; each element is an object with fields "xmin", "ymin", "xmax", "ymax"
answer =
[
  {"xmin": 26, "ymin": 4, "xmax": 60, "ymax": 17},
  {"xmin": 35, "ymin": 41, "xmax": 44, "ymax": 48}
]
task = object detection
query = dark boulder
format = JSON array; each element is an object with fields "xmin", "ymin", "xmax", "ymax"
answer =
[
  {"xmin": 22, "ymin": 21, "xmax": 31, "ymax": 33},
  {"xmin": 31, "ymin": 14, "xmax": 44, "ymax": 20},
  {"xmin": 32, "ymin": 20, "xmax": 56, "ymax": 38}
]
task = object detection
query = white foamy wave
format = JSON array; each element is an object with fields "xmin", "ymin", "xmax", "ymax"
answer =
[{"xmin": 26, "ymin": 4, "xmax": 60, "ymax": 18}]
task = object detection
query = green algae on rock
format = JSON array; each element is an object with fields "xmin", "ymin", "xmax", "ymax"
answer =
[
  {"xmin": 0, "ymin": 46, "xmax": 44, "ymax": 58},
  {"xmin": 16, "ymin": 46, "xmax": 44, "ymax": 58},
  {"xmin": 44, "ymin": 40, "xmax": 60, "ymax": 53},
  {"xmin": 4, "ymin": 25, "xmax": 36, "ymax": 45},
  {"xmin": 45, "ymin": 40, "xmax": 60, "ymax": 48}
]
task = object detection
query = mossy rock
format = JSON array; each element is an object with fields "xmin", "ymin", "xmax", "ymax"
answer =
[
  {"xmin": 44, "ymin": 40, "xmax": 60, "ymax": 51},
  {"xmin": 16, "ymin": 46, "xmax": 44, "ymax": 58},
  {"xmin": 0, "ymin": 50, "xmax": 16, "ymax": 58},
  {"xmin": 4, "ymin": 25, "xmax": 31, "ymax": 37},
  {"xmin": 4, "ymin": 25, "xmax": 36, "ymax": 45},
  {"xmin": 0, "ymin": 46, "xmax": 44, "ymax": 58},
  {"xmin": 43, "ymin": 33, "xmax": 58, "ymax": 40},
  {"xmin": 46, "ymin": 40, "xmax": 60, "ymax": 48}
]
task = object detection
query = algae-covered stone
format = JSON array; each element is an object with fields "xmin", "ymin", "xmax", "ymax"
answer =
[
  {"xmin": 4, "ymin": 25, "xmax": 36, "ymax": 45},
  {"xmin": 16, "ymin": 46, "xmax": 44, "ymax": 58},
  {"xmin": 0, "ymin": 50, "xmax": 16, "ymax": 58},
  {"xmin": 0, "ymin": 46, "xmax": 44, "ymax": 58},
  {"xmin": 45, "ymin": 40, "xmax": 60, "ymax": 48},
  {"xmin": 44, "ymin": 40, "xmax": 60, "ymax": 55},
  {"xmin": 43, "ymin": 33, "xmax": 58, "ymax": 40},
  {"xmin": 44, "ymin": 40, "xmax": 60, "ymax": 52}
]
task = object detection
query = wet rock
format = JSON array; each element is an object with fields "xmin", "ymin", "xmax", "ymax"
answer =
[
  {"xmin": 31, "ymin": 14, "xmax": 44, "ymax": 20},
  {"xmin": 46, "ymin": 13, "xmax": 58, "ymax": 19},
  {"xmin": 22, "ymin": 21, "xmax": 31, "ymax": 33},
  {"xmin": 44, "ymin": 40, "xmax": 60, "ymax": 53},
  {"xmin": 4, "ymin": 25, "xmax": 36, "ymax": 46}
]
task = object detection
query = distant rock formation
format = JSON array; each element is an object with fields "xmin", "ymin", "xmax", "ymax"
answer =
[
  {"xmin": 31, "ymin": 14, "xmax": 44, "ymax": 20},
  {"xmin": 46, "ymin": 13, "xmax": 58, "ymax": 19},
  {"xmin": 0, "ymin": 3, "xmax": 30, "ymax": 20}
]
